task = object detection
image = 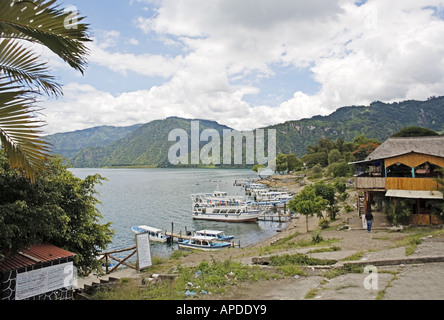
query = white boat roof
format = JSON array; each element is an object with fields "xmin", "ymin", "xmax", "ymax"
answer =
[
  {"xmin": 192, "ymin": 235, "xmax": 216, "ymax": 241},
  {"xmin": 138, "ymin": 225, "xmax": 162, "ymax": 233},
  {"xmin": 195, "ymin": 230, "xmax": 224, "ymax": 235}
]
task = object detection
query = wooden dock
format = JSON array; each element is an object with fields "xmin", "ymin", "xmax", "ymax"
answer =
[{"xmin": 258, "ymin": 214, "xmax": 292, "ymax": 222}]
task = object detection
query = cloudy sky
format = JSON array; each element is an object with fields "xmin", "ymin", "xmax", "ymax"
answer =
[{"xmin": 41, "ymin": 0, "xmax": 444, "ymax": 134}]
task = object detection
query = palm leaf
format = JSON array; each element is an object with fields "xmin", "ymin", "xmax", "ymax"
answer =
[
  {"xmin": 0, "ymin": 77, "xmax": 50, "ymax": 182},
  {"xmin": 0, "ymin": 0, "xmax": 91, "ymax": 73},
  {"xmin": 0, "ymin": 38, "xmax": 62, "ymax": 96}
]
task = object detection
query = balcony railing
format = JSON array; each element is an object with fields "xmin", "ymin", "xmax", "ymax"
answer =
[
  {"xmin": 355, "ymin": 177, "xmax": 386, "ymax": 190},
  {"xmin": 356, "ymin": 177, "xmax": 441, "ymax": 191},
  {"xmin": 385, "ymin": 177, "xmax": 440, "ymax": 191}
]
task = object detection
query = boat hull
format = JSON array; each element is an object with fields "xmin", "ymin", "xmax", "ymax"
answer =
[
  {"xmin": 192, "ymin": 212, "xmax": 260, "ymax": 223},
  {"xmin": 178, "ymin": 241, "xmax": 231, "ymax": 251}
]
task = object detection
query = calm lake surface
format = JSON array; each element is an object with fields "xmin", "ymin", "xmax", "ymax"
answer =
[{"xmin": 70, "ymin": 168, "xmax": 288, "ymax": 259}]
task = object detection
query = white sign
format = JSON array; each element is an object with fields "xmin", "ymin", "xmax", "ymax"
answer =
[
  {"xmin": 15, "ymin": 262, "xmax": 74, "ymax": 300},
  {"xmin": 136, "ymin": 233, "xmax": 152, "ymax": 270}
]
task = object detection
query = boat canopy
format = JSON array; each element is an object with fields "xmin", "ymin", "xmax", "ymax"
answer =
[{"xmin": 138, "ymin": 225, "xmax": 163, "ymax": 233}]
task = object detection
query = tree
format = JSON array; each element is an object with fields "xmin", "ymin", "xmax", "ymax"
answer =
[
  {"xmin": 0, "ymin": 0, "xmax": 91, "ymax": 182},
  {"xmin": 286, "ymin": 153, "xmax": 303, "ymax": 172},
  {"xmin": 302, "ymin": 151, "xmax": 328, "ymax": 168},
  {"xmin": 0, "ymin": 150, "xmax": 114, "ymax": 275},
  {"xmin": 288, "ymin": 186, "xmax": 328, "ymax": 232},
  {"xmin": 328, "ymin": 149, "xmax": 342, "ymax": 165},
  {"xmin": 391, "ymin": 126, "xmax": 439, "ymax": 137},
  {"xmin": 353, "ymin": 142, "xmax": 379, "ymax": 161},
  {"xmin": 312, "ymin": 181, "xmax": 338, "ymax": 221},
  {"xmin": 252, "ymin": 164, "xmax": 265, "ymax": 172},
  {"xmin": 275, "ymin": 153, "xmax": 288, "ymax": 174}
]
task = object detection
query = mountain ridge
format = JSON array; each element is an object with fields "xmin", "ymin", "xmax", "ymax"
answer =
[{"xmin": 46, "ymin": 96, "xmax": 444, "ymax": 167}]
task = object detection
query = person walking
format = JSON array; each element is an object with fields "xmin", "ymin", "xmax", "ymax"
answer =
[{"xmin": 365, "ymin": 211, "xmax": 374, "ymax": 233}]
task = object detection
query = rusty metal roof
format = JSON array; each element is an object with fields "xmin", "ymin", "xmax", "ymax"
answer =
[{"xmin": 0, "ymin": 243, "xmax": 76, "ymax": 273}]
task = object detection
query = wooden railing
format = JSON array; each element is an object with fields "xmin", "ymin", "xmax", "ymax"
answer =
[
  {"xmin": 385, "ymin": 178, "xmax": 440, "ymax": 191},
  {"xmin": 355, "ymin": 177, "xmax": 386, "ymax": 190},
  {"xmin": 356, "ymin": 177, "xmax": 440, "ymax": 191},
  {"xmin": 98, "ymin": 247, "xmax": 137, "ymax": 275}
]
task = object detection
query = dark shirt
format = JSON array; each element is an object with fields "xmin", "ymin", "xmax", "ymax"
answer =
[{"xmin": 365, "ymin": 213, "xmax": 374, "ymax": 221}]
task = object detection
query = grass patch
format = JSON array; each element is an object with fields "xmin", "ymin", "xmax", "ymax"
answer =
[
  {"xmin": 341, "ymin": 251, "xmax": 366, "ymax": 261},
  {"xmin": 308, "ymin": 246, "xmax": 341, "ymax": 254},
  {"xmin": 91, "ymin": 259, "xmax": 273, "ymax": 300},
  {"xmin": 323, "ymin": 264, "xmax": 364, "ymax": 279},
  {"xmin": 304, "ymin": 289, "xmax": 319, "ymax": 299},
  {"xmin": 269, "ymin": 253, "xmax": 337, "ymax": 267},
  {"xmin": 395, "ymin": 228, "xmax": 444, "ymax": 256}
]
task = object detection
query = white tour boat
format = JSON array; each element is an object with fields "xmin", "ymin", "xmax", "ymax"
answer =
[
  {"xmin": 178, "ymin": 236, "xmax": 231, "ymax": 251},
  {"xmin": 131, "ymin": 225, "xmax": 168, "ymax": 243},
  {"xmin": 191, "ymin": 192, "xmax": 261, "ymax": 222},
  {"xmin": 194, "ymin": 229, "xmax": 234, "ymax": 241}
]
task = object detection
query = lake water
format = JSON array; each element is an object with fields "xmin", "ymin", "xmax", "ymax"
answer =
[{"xmin": 70, "ymin": 168, "xmax": 288, "ymax": 259}]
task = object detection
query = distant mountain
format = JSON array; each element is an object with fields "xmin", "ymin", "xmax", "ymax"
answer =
[
  {"xmin": 69, "ymin": 117, "xmax": 232, "ymax": 168},
  {"xmin": 270, "ymin": 96, "xmax": 444, "ymax": 157},
  {"xmin": 46, "ymin": 96, "xmax": 444, "ymax": 167},
  {"xmin": 44, "ymin": 124, "xmax": 143, "ymax": 159}
]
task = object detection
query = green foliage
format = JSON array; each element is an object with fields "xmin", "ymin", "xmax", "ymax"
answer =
[
  {"xmin": 0, "ymin": 150, "xmax": 114, "ymax": 275},
  {"xmin": 312, "ymin": 181, "xmax": 336, "ymax": 206},
  {"xmin": 0, "ymin": 0, "xmax": 91, "ymax": 181},
  {"xmin": 302, "ymin": 151, "xmax": 328, "ymax": 168},
  {"xmin": 318, "ymin": 219, "xmax": 330, "ymax": 229},
  {"xmin": 269, "ymin": 253, "xmax": 337, "ymax": 266},
  {"xmin": 331, "ymin": 161, "xmax": 354, "ymax": 177},
  {"xmin": 275, "ymin": 153, "xmax": 303, "ymax": 173},
  {"xmin": 385, "ymin": 199, "xmax": 413, "ymax": 226},
  {"xmin": 70, "ymin": 117, "xmax": 233, "ymax": 168},
  {"xmin": 252, "ymin": 164, "xmax": 265, "ymax": 172},
  {"xmin": 45, "ymin": 124, "xmax": 142, "ymax": 160},
  {"xmin": 391, "ymin": 126, "xmax": 439, "ymax": 137},
  {"xmin": 288, "ymin": 185, "xmax": 328, "ymax": 231}
]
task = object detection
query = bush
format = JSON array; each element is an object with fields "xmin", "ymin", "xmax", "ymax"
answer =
[
  {"xmin": 318, "ymin": 219, "xmax": 330, "ymax": 229},
  {"xmin": 312, "ymin": 231, "xmax": 324, "ymax": 244}
]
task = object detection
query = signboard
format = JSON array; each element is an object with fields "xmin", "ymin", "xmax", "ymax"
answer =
[
  {"xmin": 136, "ymin": 233, "xmax": 152, "ymax": 270},
  {"xmin": 15, "ymin": 262, "xmax": 74, "ymax": 300}
]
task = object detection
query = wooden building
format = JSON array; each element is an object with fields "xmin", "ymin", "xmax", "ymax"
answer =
[{"xmin": 352, "ymin": 136, "xmax": 444, "ymax": 225}]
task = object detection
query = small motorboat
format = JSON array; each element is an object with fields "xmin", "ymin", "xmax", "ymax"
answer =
[
  {"xmin": 178, "ymin": 236, "xmax": 231, "ymax": 251},
  {"xmin": 131, "ymin": 225, "xmax": 168, "ymax": 243},
  {"xmin": 194, "ymin": 230, "xmax": 234, "ymax": 241}
]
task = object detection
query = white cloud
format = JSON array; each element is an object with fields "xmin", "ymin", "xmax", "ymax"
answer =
[{"xmin": 43, "ymin": 0, "xmax": 444, "ymax": 134}]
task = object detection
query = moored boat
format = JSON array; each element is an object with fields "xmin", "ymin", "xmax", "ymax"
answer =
[
  {"xmin": 194, "ymin": 229, "xmax": 234, "ymax": 241},
  {"xmin": 178, "ymin": 236, "xmax": 231, "ymax": 251},
  {"xmin": 192, "ymin": 204, "xmax": 261, "ymax": 222},
  {"xmin": 131, "ymin": 225, "xmax": 168, "ymax": 243},
  {"xmin": 190, "ymin": 192, "xmax": 261, "ymax": 222}
]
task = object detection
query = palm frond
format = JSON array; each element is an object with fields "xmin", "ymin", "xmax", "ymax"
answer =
[
  {"xmin": 0, "ymin": 0, "xmax": 91, "ymax": 74},
  {"xmin": 0, "ymin": 77, "xmax": 51, "ymax": 182},
  {"xmin": 0, "ymin": 38, "xmax": 62, "ymax": 96}
]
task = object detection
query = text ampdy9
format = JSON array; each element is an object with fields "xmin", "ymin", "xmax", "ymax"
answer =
[{"xmin": 168, "ymin": 121, "xmax": 277, "ymax": 171}]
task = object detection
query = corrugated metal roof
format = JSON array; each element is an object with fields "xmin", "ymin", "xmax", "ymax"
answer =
[
  {"xmin": 386, "ymin": 189, "xmax": 444, "ymax": 199},
  {"xmin": 0, "ymin": 243, "xmax": 76, "ymax": 273}
]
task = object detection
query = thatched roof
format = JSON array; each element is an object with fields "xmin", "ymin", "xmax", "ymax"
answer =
[{"xmin": 366, "ymin": 136, "xmax": 444, "ymax": 161}]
